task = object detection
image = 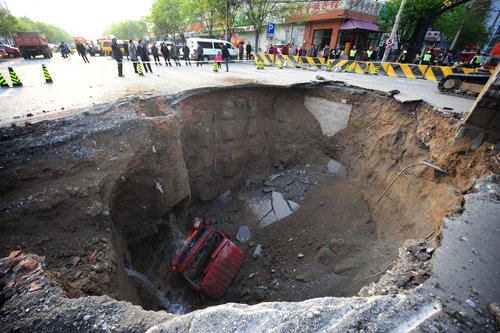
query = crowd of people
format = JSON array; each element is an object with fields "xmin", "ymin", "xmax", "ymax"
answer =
[
  {"xmin": 265, "ymin": 41, "xmax": 485, "ymax": 69},
  {"xmin": 110, "ymin": 36, "xmax": 233, "ymax": 77}
]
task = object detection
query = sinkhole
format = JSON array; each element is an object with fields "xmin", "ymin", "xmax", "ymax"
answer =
[{"xmin": 1, "ymin": 82, "xmax": 490, "ymax": 315}]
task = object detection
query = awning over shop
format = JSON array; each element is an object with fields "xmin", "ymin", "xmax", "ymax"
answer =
[{"xmin": 339, "ymin": 19, "xmax": 378, "ymax": 31}]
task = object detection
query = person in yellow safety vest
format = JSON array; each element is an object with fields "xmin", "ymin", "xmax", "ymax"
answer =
[
  {"xmin": 349, "ymin": 46, "xmax": 357, "ymax": 60},
  {"xmin": 470, "ymin": 51, "xmax": 483, "ymax": 68},
  {"xmin": 421, "ymin": 51, "xmax": 432, "ymax": 65},
  {"xmin": 367, "ymin": 46, "xmax": 374, "ymax": 60},
  {"xmin": 413, "ymin": 53, "xmax": 421, "ymax": 64},
  {"xmin": 397, "ymin": 50, "xmax": 407, "ymax": 63}
]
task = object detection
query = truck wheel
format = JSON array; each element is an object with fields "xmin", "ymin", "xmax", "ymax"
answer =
[{"xmin": 8, "ymin": 53, "xmax": 15, "ymax": 58}]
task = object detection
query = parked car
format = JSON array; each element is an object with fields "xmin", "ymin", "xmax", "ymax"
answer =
[
  {"xmin": 0, "ymin": 44, "xmax": 21, "ymax": 58},
  {"xmin": 185, "ymin": 38, "xmax": 237, "ymax": 61},
  {"xmin": 172, "ymin": 217, "xmax": 243, "ymax": 300},
  {"xmin": 0, "ymin": 47, "xmax": 8, "ymax": 59}
]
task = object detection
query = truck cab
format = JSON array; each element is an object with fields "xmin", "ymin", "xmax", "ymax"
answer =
[{"xmin": 172, "ymin": 217, "xmax": 243, "ymax": 300}]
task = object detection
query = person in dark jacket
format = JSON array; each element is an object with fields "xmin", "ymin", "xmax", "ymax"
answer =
[
  {"xmin": 137, "ymin": 40, "xmax": 152, "ymax": 73},
  {"xmin": 151, "ymin": 42, "xmax": 161, "ymax": 65},
  {"xmin": 76, "ymin": 42, "xmax": 89, "ymax": 63},
  {"xmin": 171, "ymin": 44, "xmax": 181, "ymax": 66},
  {"xmin": 220, "ymin": 43, "xmax": 230, "ymax": 72},
  {"xmin": 196, "ymin": 43, "xmax": 204, "ymax": 67},
  {"xmin": 160, "ymin": 42, "xmax": 172, "ymax": 66},
  {"xmin": 246, "ymin": 42, "xmax": 252, "ymax": 60},
  {"xmin": 111, "ymin": 36, "xmax": 124, "ymax": 77},
  {"xmin": 182, "ymin": 43, "xmax": 191, "ymax": 66},
  {"xmin": 238, "ymin": 43, "xmax": 244, "ymax": 60}
]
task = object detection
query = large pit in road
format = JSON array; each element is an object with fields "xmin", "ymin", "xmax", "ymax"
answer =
[{"xmin": 0, "ymin": 83, "xmax": 497, "ymax": 318}]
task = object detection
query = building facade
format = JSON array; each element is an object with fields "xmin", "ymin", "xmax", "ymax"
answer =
[{"xmin": 296, "ymin": 0, "xmax": 381, "ymax": 53}]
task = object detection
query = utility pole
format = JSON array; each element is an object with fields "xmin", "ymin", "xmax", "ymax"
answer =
[
  {"xmin": 382, "ymin": 0, "xmax": 407, "ymax": 63},
  {"xmin": 225, "ymin": 0, "xmax": 229, "ymax": 41},
  {"xmin": 450, "ymin": 0, "xmax": 475, "ymax": 51}
]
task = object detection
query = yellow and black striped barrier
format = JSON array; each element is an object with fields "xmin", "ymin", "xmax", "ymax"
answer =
[{"xmin": 8, "ymin": 67, "xmax": 22, "ymax": 87}]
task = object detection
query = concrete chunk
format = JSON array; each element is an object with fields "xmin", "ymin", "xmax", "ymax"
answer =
[{"xmin": 327, "ymin": 160, "xmax": 347, "ymax": 177}]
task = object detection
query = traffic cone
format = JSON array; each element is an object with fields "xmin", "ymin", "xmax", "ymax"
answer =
[
  {"xmin": 260, "ymin": 61, "xmax": 265, "ymax": 70},
  {"xmin": 344, "ymin": 63, "xmax": 354, "ymax": 72},
  {"xmin": 213, "ymin": 60, "xmax": 218, "ymax": 72},
  {"xmin": 8, "ymin": 67, "xmax": 22, "ymax": 87},
  {"xmin": 0, "ymin": 72, "xmax": 9, "ymax": 88},
  {"xmin": 298, "ymin": 58, "xmax": 303, "ymax": 68},
  {"xmin": 279, "ymin": 60, "xmax": 283, "ymax": 69},
  {"xmin": 373, "ymin": 65, "xmax": 380, "ymax": 75},
  {"xmin": 137, "ymin": 61, "xmax": 144, "ymax": 76},
  {"xmin": 327, "ymin": 61, "xmax": 332, "ymax": 71},
  {"xmin": 364, "ymin": 64, "xmax": 370, "ymax": 74},
  {"xmin": 42, "ymin": 64, "xmax": 53, "ymax": 83}
]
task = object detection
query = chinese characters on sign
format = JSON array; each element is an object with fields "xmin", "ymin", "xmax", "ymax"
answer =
[{"xmin": 291, "ymin": 0, "xmax": 380, "ymax": 16}]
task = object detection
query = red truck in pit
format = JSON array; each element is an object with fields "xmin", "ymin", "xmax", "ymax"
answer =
[{"xmin": 172, "ymin": 217, "xmax": 243, "ymax": 300}]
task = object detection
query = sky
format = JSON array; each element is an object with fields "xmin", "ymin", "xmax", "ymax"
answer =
[{"xmin": 4, "ymin": 0, "xmax": 155, "ymax": 39}]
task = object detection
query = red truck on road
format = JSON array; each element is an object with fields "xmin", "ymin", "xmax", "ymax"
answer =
[
  {"xmin": 172, "ymin": 217, "xmax": 243, "ymax": 300},
  {"xmin": 12, "ymin": 31, "xmax": 52, "ymax": 59}
]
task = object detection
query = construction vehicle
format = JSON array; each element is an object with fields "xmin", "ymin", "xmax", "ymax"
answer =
[
  {"xmin": 438, "ymin": 43, "xmax": 500, "ymax": 99},
  {"xmin": 12, "ymin": 31, "xmax": 52, "ymax": 59}
]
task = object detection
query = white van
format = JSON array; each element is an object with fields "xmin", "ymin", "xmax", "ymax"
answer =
[{"xmin": 186, "ymin": 38, "xmax": 237, "ymax": 61}]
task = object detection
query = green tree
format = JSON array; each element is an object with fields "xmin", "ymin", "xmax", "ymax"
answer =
[
  {"xmin": 148, "ymin": 0, "xmax": 191, "ymax": 42},
  {"xmin": 244, "ymin": 0, "xmax": 280, "ymax": 51},
  {"xmin": 379, "ymin": 0, "xmax": 487, "ymax": 53},
  {"xmin": 184, "ymin": 0, "xmax": 219, "ymax": 37},
  {"xmin": 0, "ymin": 8, "xmax": 20, "ymax": 37},
  {"xmin": 213, "ymin": 0, "xmax": 241, "ymax": 41},
  {"xmin": 103, "ymin": 20, "xmax": 148, "ymax": 40}
]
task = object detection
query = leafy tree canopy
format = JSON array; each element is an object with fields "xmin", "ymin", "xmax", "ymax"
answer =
[
  {"xmin": 0, "ymin": 10, "xmax": 72, "ymax": 43},
  {"xmin": 103, "ymin": 20, "xmax": 148, "ymax": 40},
  {"xmin": 378, "ymin": 0, "xmax": 489, "ymax": 51}
]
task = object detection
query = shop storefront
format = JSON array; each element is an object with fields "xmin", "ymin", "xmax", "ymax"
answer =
[{"xmin": 294, "ymin": 0, "xmax": 382, "ymax": 53}]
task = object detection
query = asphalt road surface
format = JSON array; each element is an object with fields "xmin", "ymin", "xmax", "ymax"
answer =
[{"xmin": 0, "ymin": 54, "xmax": 474, "ymax": 127}]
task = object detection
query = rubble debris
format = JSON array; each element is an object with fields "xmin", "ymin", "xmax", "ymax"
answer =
[
  {"xmin": 236, "ymin": 226, "xmax": 251, "ymax": 244},
  {"xmin": 359, "ymin": 239, "xmax": 433, "ymax": 297},
  {"xmin": 253, "ymin": 245, "xmax": 262, "ymax": 259},
  {"xmin": 0, "ymin": 252, "xmax": 46, "ymax": 301}
]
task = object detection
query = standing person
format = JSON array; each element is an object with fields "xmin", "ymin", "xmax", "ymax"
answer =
[
  {"xmin": 128, "ymin": 40, "xmax": 138, "ymax": 73},
  {"xmin": 160, "ymin": 42, "xmax": 172, "ymax": 66},
  {"xmin": 349, "ymin": 46, "xmax": 357, "ymax": 60},
  {"xmin": 238, "ymin": 43, "xmax": 244, "ymax": 61},
  {"xmin": 77, "ymin": 42, "xmax": 89, "ymax": 63},
  {"xmin": 246, "ymin": 42, "xmax": 252, "ymax": 60},
  {"xmin": 313, "ymin": 42, "xmax": 320, "ymax": 57},
  {"xmin": 335, "ymin": 47, "xmax": 342, "ymax": 59},
  {"xmin": 151, "ymin": 42, "xmax": 161, "ymax": 65},
  {"xmin": 182, "ymin": 43, "xmax": 191, "ymax": 66},
  {"xmin": 470, "ymin": 51, "xmax": 482, "ymax": 68},
  {"xmin": 138, "ymin": 40, "xmax": 153, "ymax": 73},
  {"xmin": 307, "ymin": 44, "xmax": 314, "ymax": 57},
  {"xmin": 272, "ymin": 45, "xmax": 278, "ymax": 64},
  {"xmin": 111, "ymin": 35, "xmax": 124, "ymax": 77},
  {"xmin": 373, "ymin": 47, "xmax": 379, "ymax": 60},
  {"xmin": 220, "ymin": 43, "xmax": 230, "ymax": 72},
  {"xmin": 367, "ymin": 46, "xmax": 374, "ymax": 60},
  {"xmin": 171, "ymin": 44, "xmax": 181, "ymax": 66},
  {"xmin": 442, "ymin": 50, "xmax": 453, "ymax": 67},
  {"xmin": 397, "ymin": 50, "xmax": 407, "ymax": 63},
  {"xmin": 322, "ymin": 44, "xmax": 329, "ymax": 60},
  {"xmin": 196, "ymin": 42, "xmax": 204, "ymax": 67},
  {"xmin": 361, "ymin": 50, "xmax": 368, "ymax": 61},
  {"xmin": 421, "ymin": 51, "xmax": 432, "ymax": 65},
  {"xmin": 215, "ymin": 51, "xmax": 222, "ymax": 70}
]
